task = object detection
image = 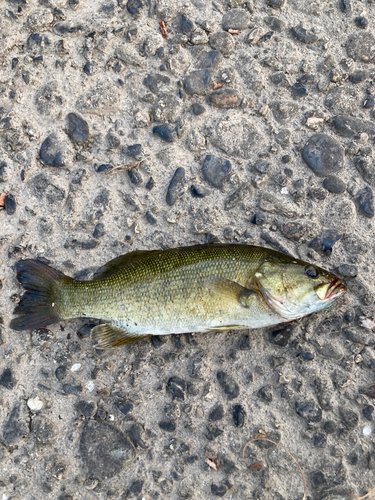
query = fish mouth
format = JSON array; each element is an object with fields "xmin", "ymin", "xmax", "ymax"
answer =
[{"xmin": 325, "ymin": 278, "xmax": 347, "ymax": 300}]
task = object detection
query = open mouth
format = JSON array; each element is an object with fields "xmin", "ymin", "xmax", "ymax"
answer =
[{"xmin": 325, "ymin": 278, "xmax": 347, "ymax": 300}]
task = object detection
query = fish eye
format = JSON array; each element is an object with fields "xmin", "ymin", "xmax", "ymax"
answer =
[{"xmin": 305, "ymin": 266, "xmax": 318, "ymax": 279}]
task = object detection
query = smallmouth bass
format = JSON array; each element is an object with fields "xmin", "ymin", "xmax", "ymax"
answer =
[{"xmin": 10, "ymin": 244, "xmax": 346, "ymax": 348}]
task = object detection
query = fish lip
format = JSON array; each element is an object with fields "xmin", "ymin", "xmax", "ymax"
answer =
[{"xmin": 325, "ymin": 278, "xmax": 346, "ymax": 300}]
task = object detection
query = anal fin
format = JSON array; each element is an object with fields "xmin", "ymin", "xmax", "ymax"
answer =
[
  {"xmin": 205, "ymin": 325, "xmax": 247, "ymax": 332},
  {"xmin": 91, "ymin": 324, "xmax": 147, "ymax": 348}
]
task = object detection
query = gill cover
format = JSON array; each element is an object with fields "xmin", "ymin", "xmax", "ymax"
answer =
[{"xmin": 253, "ymin": 260, "xmax": 345, "ymax": 320}]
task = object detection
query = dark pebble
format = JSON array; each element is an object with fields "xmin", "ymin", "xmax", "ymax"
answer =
[
  {"xmin": 291, "ymin": 82, "xmax": 307, "ymax": 99},
  {"xmin": 254, "ymin": 159, "xmax": 270, "ymax": 173},
  {"xmin": 145, "ymin": 177, "xmax": 155, "ymax": 190},
  {"xmin": 80, "ymin": 420, "xmax": 135, "ymax": 479},
  {"xmin": 166, "ymin": 167, "xmax": 185, "ymax": 206},
  {"xmin": 312, "ymin": 471, "xmax": 327, "ymax": 489},
  {"xmin": 291, "ymin": 26, "xmax": 319, "ymax": 44},
  {"xmin": 32, "ymin": 416, "xmax": 58, "ymax": 445},
  {"xmin": 308, "ymin": 231, "xmax": 342, "ymax": 257},
  {"xmin": 96, "ymin": 164, "xmax": 113, "ymax": 173},
  {"xmin": 0, "ymin": 368, "xmax": 16, "ymax": 389},
  {"xmin": 270, "ymin": 71, "xmax": 290, "ymax": 88},
  {"xmin": 83, "ymin": 62, "xmax": 94, "ymax": 75},
  {"xmin": 126, "ymin": 143, "xmax": 143, "ymax": 159},
  {"xmin": 2, "ymin": 402, "xmax": 30, "ymax": 446},
  {"xmin": 208, "ymin": 404, "xmax": 224, "ymax": 422},
  {"xmin": 196, "ymin": 51, "xmax": 222, "ymax": 71},
  {"xmin": 252, "ymin": 213, "xmax": 266, "ymax": 225},
  {"xmin": 207, "ymin": 89, "xmax": 241, "ymax": 109},
  {"xmin": 55, "ymin": 366, "xmax": 67, "ymax": 381},
  {"xmin": 205, "ymin": 427, "xmax": 224, "ymax": 441},
  {"xmin": 167, "ymin": 377, "xmax": 186, "ymax": 401},
  {"xmin": 259, "ymin": 31, "xmax": 274, "ymax": 43},
  {"xmin": 65, "ymin": 113, "xmax": 89, "ymax": 144},
  {"xmin": 222, "ymin": 8, "xmax": 250, "ymax": 31},
  {"xmin": 217, "ymin": 371, "xmax": 239, "ymax": 399},
  {"xmin": 270, "ymin": 100, "xmax": 299, "ymax": 124},
  {"xmin": 323, "ymin": 175, "xmax": 346, "ymax": 194},
  {"xmin": 298, "ymin": 73, "xmax": 317, "ymax": 85},
  {"xmin": 114, "ymin": 401, "xmax": 133, "ymax": 416},
  {"xmin": 363, "ymin": 405, "xmax": 374, "ymax": 421},
  {"xmin": 209, "ymin": 31, "xmax": 235, "ymax": 55},
  {"xmin": 39, "ymin": 134, "xmax": 71, "ymax": 167},
  {"xmin": 145, "ymin": 211, "xmax": 157, "ymax": 224},
  {"xmin": 350, "ymin": 70, "xmax": 368, "ymax": 83},
  {"xmin": 353, "ymin": 157, "xmax": 375, "ymax": 186},
  {"xmin": 75, "ymin": 400, "xmax": 97, "ymax": 418},
  {"xmin": 127, "ymin": 0, "xmax": 143, "ymax": 15},
  {"xmin": 323, "ymin": 420, "xmax": 336, "ymax": 434},
  {"xmin": 92, "ymin": 223, "xmax": 105, "ymax": 238},
  {"xmin": 26, "ymin": 33, "xmax": 51, "ymax": 56},
  {"xmin": 340, "ymin": 0, "xmax": 351, "ymax": 12},
  {"xmin": 143, "ymin": 74, "xmax": 170, "ymax": 94},
  {"xmin": 314, "ymin": 432, "xmax": 327, "ymax": 448},
  {"xmin": 158, "ymin": 421, "xmax": 176, "ymax": 432},
  {"xmin": 191, "ymin": 103, "xmax": 206, "ymax": 115},
  {"xmin": 190, "ymin": 185, "xmax": 210, "ymax": 198},
  {"xmin": 153, "ymin": 124, "xmax": 176, "ymax": 143},
  {"xmin": 211, "ymin": 483, "xmax": 227, "ymax": 497},
  {"xmin": 359, "ymin": 385, "xmax": 375, "ymax": 398},
  {"xmin": 0, "ymin": 117, "xmax": 11, "ymax": 132},
  {"xmin": 302, "ymin": 134, "xmax": 344, "ymax": 177},
  {"xmin": 264, "ymin": 16, "xmax": 285, "ymax": 32},
  {"xmin": 337, "ymin": 264, "xmax": 357, "ymax": 277},
  {"xmin": 295, "ymin": 399, "xmax": 322, "ymax": 422},
  {"xmin": 266, "ymin": 0, "xmax": 285, "ymax": 8},
  {"xmin": 297, "ymin": 351, "xmax": 315, "ymax": 361},
  {"xmin": 355, "ymin": 17, "xmax": 368, "ymax": 29},
  {"xmin": 270, "ymin": 326, "xmax": 292, "ymax": 346},
  {"xmin": 151, "ymin": 335, "xmax": 167, "ymax": 347},
  {"xmin": 330, "ymin": 115, "xmax": 375, "ymax": 138},
  {"xmin": 232, "ymin": 404, "xmax": 246, "ymax": 428},
  {"xmin": 127, "ymin": 168, "xmax": 143, "ymax": 186},
  {"xmin": 185, "ymin": 70, "xmax": 211, "ymax": 96},
  {"xmin": 173, "ymin": 14, "xmax": 194, "ymax": 33},
  {"xmin": 64, "ymin": 238, "xmax": 99, "ymax": 251},
  {"xmin": 358, "ymin": 187, "xmax": 374, "ymax": 218},
  {"xmin": 280, "ymin": 222, "xmax": 307, "ymax": 240},
  {"xmin": 363, "ymin": 96, "xmax": 375, "ymax": 109},
  {"xmin": 11, "ymin": 57, "xmax": 18, "ymax": 69},
  {"xmin": 5, "ymin": 194, "xmax": 16, "ymax": 215},
  {"xmin": 62, "ymin": 384, "xmax": 83, "ymax": 395},
  {"xmin": 202, "ymin": 155, "xmax": 231, "ymax": 188},
  {"xmin": 339, "ymin": 407, "xmax": 359, "ymax": 429},
  {"xmin": 257, "ymin": 385, "xmax": 273, "ymax": 402}
]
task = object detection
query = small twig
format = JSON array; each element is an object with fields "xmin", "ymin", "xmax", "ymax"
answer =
[
  {"xmin": 105, "ymin": 160, "xmax": 143, "ymax": 173},
  {"xmin": 228, "ymin": 28, "xmax": 240, "ymax": 34},
  {"xmin": 354, "ymin": 487, "xmax": 375, "ymax": 500},
  {"xmin": 213, "ymin": 81, "xmax": 223, "ymax": 90},
  {"xmin": 0, "ymin": 193, "xmax": 6, "ymax": 209},
  {"xmin": 159, "ymin": 20, "xmax": 167, "ymax": 38},
  {"xmin": 242, "ymin": 437, "xmax": 307, "ymax": 500}
]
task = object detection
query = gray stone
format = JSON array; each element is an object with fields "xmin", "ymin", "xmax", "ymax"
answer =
[
  {"xmin": 32, "ymin": 416, "xmax": 59, "ymax": 445},
  {"xmin": 209, "ymin": 31, "xmax": 235, "ymax": 55},
  {"xmin": 346, "ymin": 32, "xmax": 375, "ymax": 62},
  {"xmin": 80, "ymin": 420, "xmax": 135, "ymax": 479},
  {"xmin": 184, "ymin": 70, "xmax": 212, "ymax": 95},
  {"xmin": 291, "ymin": 26, "xmax": 319, "ymax": 44},
  {"xmin": 330, "ymin": 115, "xmax": 375, "ymax": 138},
  {"xmin": 166, "ymin": 167, "xmax": 186, "ymax": 206},
  {"xmin": 66, "ymin": 113, "xmax": 89, "ymax": 143},
  {"xmin": 302, "ymin": 134, "xmax": 345, "ymax": 177},
  {"xmin": 324, "ymin": 86, "xmax": 358, "ymax": 115},
  {"xmin": 259, "ymin": 193, "xmax": 300, "ymax": 218},
  {"xmin": 39, "ymin": 133, "xmax": 75, "ymax": 168},
  {"xmin": 143, "ymin": 74, "xmax": 171, "ymax": 94},
  {"xmin": 339, "ymin": 407, "xmax": 359, "ymax": 429},
  {"xmin": 196, "ymin": 50, "xmax": 222, "ymax": 71},
  {"xmin": 270, "ymin": 100, "xmax": 299, "ymax": 124},
  {"xmin": 2, "ymin": 402, "xmax": 30, "ymax": 446},
  {"xmin": 222, "ymin": 9, "xmax": 250, "ymax": 31},
  {"xmin": 323, "ymin": 176, "xmax": 346, "ymax": 194},
  {"xmin": 353, "ymin": 157, "xmax": 375, "ymax": 186},
  {"xmin": 295, "ymin": 399, "xmax": 322, "ymax": 422},
  {"xmin": 115, "ymin": 43, "xmax": 144, "ymax": 66},
  {"xmin": 202, "ymin": 155, "xmax": 231, "ymax": 188},
  {"xmin": 358, "ymin": 187, "xmax": 374, "ymax": 218},
  {"xmin": 217, "ymin": 371, "xmax": 239, "ymax": 399}
]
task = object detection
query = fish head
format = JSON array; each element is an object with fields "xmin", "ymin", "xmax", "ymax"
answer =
[{"xmin": 253, "ymin": 259, "xmax": 346, "ymax": 320}]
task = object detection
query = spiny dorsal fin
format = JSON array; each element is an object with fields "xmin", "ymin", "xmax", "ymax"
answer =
[
  {"xmin": 91, "ymin": 324, "xmax": 147, "ymax": 348},
  {"xmin": 93, "ymin": 250, "xmax": 158, "ymax": 280},
  {"xmin": 204, "ymin": 277, "xmax": 256, "ymax": 308}
]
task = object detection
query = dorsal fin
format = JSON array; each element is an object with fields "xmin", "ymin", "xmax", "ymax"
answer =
[{"xmin": 93, "ymin": 250, "xmax": 158, "ymax": 280}]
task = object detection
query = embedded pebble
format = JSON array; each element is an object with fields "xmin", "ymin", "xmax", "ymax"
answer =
[
  {"xmin": 302, "ymin": 134, "xmax": 345, "ymax": 177},
  {"xmin": 358, "ymin": 187, "xmax": 374, "ymax": 218},
  {"xmin": 202, "ymin": 155, "xmax": 231, "ymax": 188},
  {"xmin": 166, "ymin": 167, "xmax": 186, "ymax": 206},
  {"xmin": 323, "ymin": 176, "xmax": 346, "ymax": 194}
]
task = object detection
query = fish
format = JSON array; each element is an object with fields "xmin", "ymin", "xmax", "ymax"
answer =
[{"xmin": 10, "ymin": 244, "xmax": 347, "ymax": 348}]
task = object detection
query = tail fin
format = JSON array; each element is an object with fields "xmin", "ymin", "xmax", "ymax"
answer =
[{"xmin": 10, "ymin": 259, "xmax": 68, "ymax": 331}]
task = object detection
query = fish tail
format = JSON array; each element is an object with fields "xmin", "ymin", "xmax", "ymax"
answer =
[{"xmin": 10, "ymin": 259, "xmax": 71, "ymax": 331}]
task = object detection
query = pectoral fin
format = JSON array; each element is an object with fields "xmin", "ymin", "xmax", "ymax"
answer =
[
  {"xmin": 204, "ymin": 277, "xmax": 256, "ymax": 308},
  {"xmin": 91, "ymin": 324, "xmax": 147, "ymax": 348}
]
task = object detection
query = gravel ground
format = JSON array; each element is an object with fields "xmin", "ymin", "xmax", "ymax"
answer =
[{"xmin": 1, "ymin": 0, "xmax": 375, "ymax": 499}]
